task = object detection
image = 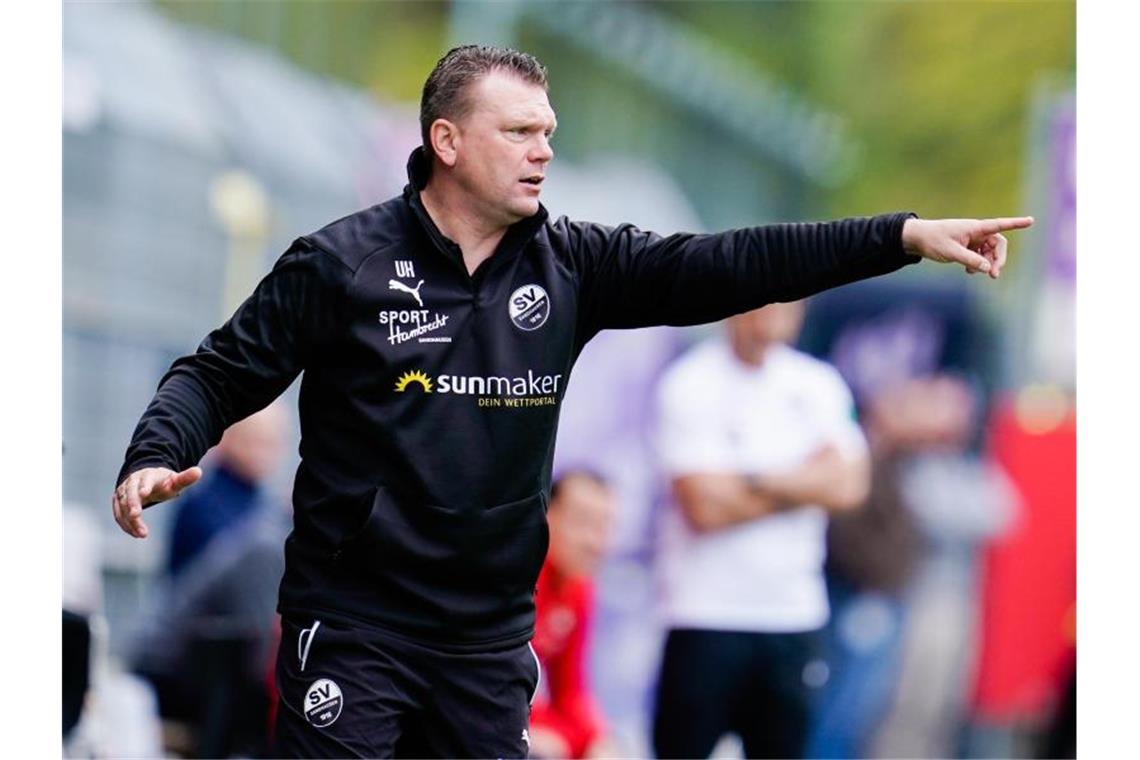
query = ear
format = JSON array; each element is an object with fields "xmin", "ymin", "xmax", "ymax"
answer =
[{"xmin": 430, "ymin": 118, "xmax": 460, "ymax": 167}]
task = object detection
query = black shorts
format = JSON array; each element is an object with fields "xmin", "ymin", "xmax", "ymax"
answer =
[{"xmin": 273, "ymin": 615, "xmax": 541, "ymax": 758}]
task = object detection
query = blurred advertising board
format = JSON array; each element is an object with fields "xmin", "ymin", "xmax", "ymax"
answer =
[{"xmin": 971, "ymin": 394, "xmax": 1076, "ymax": 720}]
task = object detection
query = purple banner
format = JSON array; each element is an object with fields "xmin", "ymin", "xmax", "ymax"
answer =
[{"xmin": 1047, "ymin": 98, "xmax": 1076, "ymax": 284}]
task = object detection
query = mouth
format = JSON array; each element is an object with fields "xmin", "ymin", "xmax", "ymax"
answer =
[{"xmin": 519, "ymin": 175, "xmax": 544, "ymax": 186}]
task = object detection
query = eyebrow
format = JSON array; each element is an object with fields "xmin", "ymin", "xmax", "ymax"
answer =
[{"xmin": 507, "ymin": 119, "xmax": 557, "ymax": 133}]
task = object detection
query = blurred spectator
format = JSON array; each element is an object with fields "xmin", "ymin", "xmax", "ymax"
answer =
[
  {"xmin": 805, "ymin": 375, "xmax": 977, "ymax": 759},
  {"xmin": 63, "ymin": 503, "xmax": 101, "ymax": 741},
  {"xmin": 797, "ymin": 279, "xmax": 1017, "ymax": 759},
  {"xmin": 63, "ymin": 504, "xmax": 104, "ymax": 621},
  {"xmin": 166, "ymin": 403, "xmax": 288, "ymax": 578},
  {"xmin": 868, "ymin": 400, "xmax": 1017, "ymax": 759},
  {"xmin": 128, "ymin": 406, "xmax": 290, "ymax": 757},
  {"xmin": 529, "ymin": 471, "xmax": 620, "ymax": 760},
  {"xmin": 63, "ymin": 504, "xmax": 164, "ymax": 758},
  {"xmin": 651, "ymin": 302, "xmax": 870, "ymax": 759},
  {"xmin": 62, "ymin": 609, "xmax": 90, "ymax": 739},
  {"xmin": 130, "ymin": 498, "xmax": 290, "ymax": 757}
]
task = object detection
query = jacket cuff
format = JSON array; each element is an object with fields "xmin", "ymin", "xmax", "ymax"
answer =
[{"xmin": 886, "ymin": 211, "xmax": 922, "ymax": 265}]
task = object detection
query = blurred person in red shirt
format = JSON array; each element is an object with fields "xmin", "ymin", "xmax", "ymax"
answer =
[{"xmin": 529, "ymin": 471, "xmax": 619, "ymax": 759}]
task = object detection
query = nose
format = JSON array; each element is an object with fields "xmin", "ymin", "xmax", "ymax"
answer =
[{"xmin": 531, "ymin": 134, "xmax": 554, "ymax": 164}]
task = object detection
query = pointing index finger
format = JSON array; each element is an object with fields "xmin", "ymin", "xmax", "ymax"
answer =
[{"xmin": 978, "ymin": 216, "xmax": 1034, "ymax": 236}]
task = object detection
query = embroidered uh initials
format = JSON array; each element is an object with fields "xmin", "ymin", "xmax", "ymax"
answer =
[{"xmin": 395, "ymin": 260, "xmax": 416, "ymax": 279}]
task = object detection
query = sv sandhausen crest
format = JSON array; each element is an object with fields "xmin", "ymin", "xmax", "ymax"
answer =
[
  {"xmin": 509, "ymin": 284, "xmax": 550, "ymax": 331},
  {"xmin": 304, "ymin": 678, "xmax": 344, "ymax": 728}
]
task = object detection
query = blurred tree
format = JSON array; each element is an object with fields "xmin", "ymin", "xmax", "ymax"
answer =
[
  {"xmin": 660, "ymin": 1, "xmax": 1075, "ymax": 238},
  {"xmin": 154, "ymin": 0, "xmax": 450, "ymax": 103},
  {"xmin": 154, "ymin": 0, "xmax": 1074, "ymax": 262}
]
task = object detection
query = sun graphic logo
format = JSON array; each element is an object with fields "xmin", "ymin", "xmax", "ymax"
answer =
[{"xmin": 394, "ymin": 370, "xmax": 433, "ymax": 393}]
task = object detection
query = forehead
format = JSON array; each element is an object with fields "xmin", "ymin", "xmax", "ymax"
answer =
[
  {"xmin": 467, "ymin": 70, "xmax": 556, "ymax": 124},
  {"xmin": 555, "ymin": 477, "xmax": 613, "ymax": 516}
]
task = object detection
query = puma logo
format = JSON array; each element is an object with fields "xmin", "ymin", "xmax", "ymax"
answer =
[{"xmin": 389, "ymin": 279, "xmax": 425, "ymax": 307}]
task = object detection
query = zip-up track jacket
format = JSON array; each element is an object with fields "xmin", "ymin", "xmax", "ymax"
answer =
[{"xmin": 119, "ymin": 148, "xmax": 920, "ymax": 651}]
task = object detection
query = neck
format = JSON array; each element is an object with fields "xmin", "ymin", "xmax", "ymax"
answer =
[
  {"xmin": 419, "ymin": 180, "xmax": 510, "ymax": 276},
  {"xmin": 730, "ymin": 340, "xmax": 779, "ymax": 368}
]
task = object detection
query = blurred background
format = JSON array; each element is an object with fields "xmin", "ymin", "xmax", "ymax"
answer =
[{"xmin": 62, "ymin": 1, "xmax": 1074, "ymax": 757}]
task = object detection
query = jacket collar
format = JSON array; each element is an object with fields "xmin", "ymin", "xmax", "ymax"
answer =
[{"xmin": 402, "ymin": 147, "xmax": 549, "ymax": 275}]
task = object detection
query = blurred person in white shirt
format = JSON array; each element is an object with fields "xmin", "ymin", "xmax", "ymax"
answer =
[{"xmin": 651, "ymin": 301, "xmax": 870, "ymax": 759}]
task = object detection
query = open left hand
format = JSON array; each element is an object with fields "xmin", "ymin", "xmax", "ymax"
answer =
[
  {"xmin": 112, "ymin": 466, "xmax": 203, "ymax": 538},
  {"xmin": 902, "ymin": 216, "xmax": 1033, "ymax": 279}
]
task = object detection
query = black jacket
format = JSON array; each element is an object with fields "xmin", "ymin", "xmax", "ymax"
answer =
[{"xmin": 119, "ymin": 147, "xmax": 919, "ymax": 651}]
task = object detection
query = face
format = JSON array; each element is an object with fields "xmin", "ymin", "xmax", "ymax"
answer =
[
  {"xmin": 547, "ymin": 476, "xmax": 614, "ymax": 580},
  {"xmin": 433, "ymin": 70, "xmax": 557, "ymax": 227},
  {"xmin": 217, "ymin": 404, "xmax": 288, "ymax": 484},
  {"xmin": 866, "ymin": 375, "xmax": 976, "ymax": 452},
  {"xmin": 726, "ymin": 301, "xmax": 805, "ymax": 366}
]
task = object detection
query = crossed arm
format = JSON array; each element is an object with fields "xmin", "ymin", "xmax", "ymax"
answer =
[{"xmin": 673, "ymin": 445, "xmax": 871, "ymax": 533}]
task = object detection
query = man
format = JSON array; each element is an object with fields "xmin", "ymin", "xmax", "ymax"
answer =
[
  {"xmin": 529, "ymin": 471, "xmax": 617, "ymax": 759},
  {"xmin": 111, "ymin": 44, "xmax": 1030, "ymax": 758},
  {"xmin": 129, "ymin": 405, "xmax": 290, "ymax": 756},
  {"xmin": 166, "ymin": 402, "xmax": 288, "ymax": 577},
  {"xmin": 796, "ymin": 281, "xmax": 984, "ymax": 759},
  {"xmin": 651, "ymin": 301, "xmax": 869, "ymax": 758},
  {"xmin": 130, "ymin": 490, "xmax": 291, "ymax": 757}
]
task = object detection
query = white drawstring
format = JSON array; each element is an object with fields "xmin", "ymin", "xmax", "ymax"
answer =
[{"xmin": 298, "ymin": 620, "xmax": 321, "ymax": 672}]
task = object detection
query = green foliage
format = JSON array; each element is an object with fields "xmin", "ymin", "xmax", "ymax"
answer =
[
  {"xmin": 154, "ymin": 0, "xmax": 1074, "ymax": 233},
  {"xmin": 659, "ymin": 0, "xmax": 1075, "ymax": 223},
  {"xmin": 153, "ymin": 0, "xmax": 451, "ymax": 103}
]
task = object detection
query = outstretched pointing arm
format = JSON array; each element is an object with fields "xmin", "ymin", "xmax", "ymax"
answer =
[{"xmin": 567, "ymin": 212, "xmax": 1033, "ymax": 344}]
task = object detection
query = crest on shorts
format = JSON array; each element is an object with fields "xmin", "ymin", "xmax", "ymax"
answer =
[{"xmin": 304, "ymin": 678, "xmax": 343, "ymax": 728}]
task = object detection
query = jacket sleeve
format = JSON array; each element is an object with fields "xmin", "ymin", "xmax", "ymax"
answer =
[
  {"xmin": 566, "ymin": 211, "xmax": 920, "ymax": 346},
  {"xmin": 115, "ymin": 239, "xmax": 351, "ymax": 488}
]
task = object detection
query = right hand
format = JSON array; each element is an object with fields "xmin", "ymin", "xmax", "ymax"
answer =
[{"xmin": 112, "ymin": 466, "xmax": 203, "ymax": 539}]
